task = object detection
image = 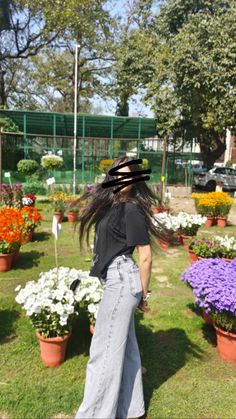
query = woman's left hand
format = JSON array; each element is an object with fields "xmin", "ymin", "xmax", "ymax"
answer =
[{"xmin": 137, "ymin": 299, "xmax": 150, "ymax": 313}]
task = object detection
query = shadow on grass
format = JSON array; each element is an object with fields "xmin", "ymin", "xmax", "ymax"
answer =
[
  {"xmin": 0, "ymin": 308, "xmax": 20, "ymax": 343},
  {"xmin": 136, "ymin": 315, "xmax": 204, "ymax": 412},
  {"xmin": 201, "ymin": 324, "xmax": 217, "ymax": 347},
  {"xmin": 67, "ymin": 308, "xmax": 204, "ymax": 413},
  {"xmin": 33, "ymin": 231, "xmax": 51, "ymax": 242},
  {"xmin": 67, "ymin": 307, "xmax": 92, "ymax": 359},
  {"xmin": 12, "ymin": 250, "xmax": 44, "ymax": 270},
  {"xmin": 187, "ymin": 301, "xmax": 202, "ymax": 316}
]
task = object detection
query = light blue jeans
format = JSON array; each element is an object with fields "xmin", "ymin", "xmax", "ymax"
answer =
[{"xmin": 74, "ymin": 254, "xmax": 145, "ymax": 419}]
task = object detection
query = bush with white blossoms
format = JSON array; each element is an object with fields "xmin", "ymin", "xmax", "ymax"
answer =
[
  {"xmin": 41, "ymin": 154, "xmax": 63, "ymax": 171},
  {"xmin": 175, "ymin": 212, "xmax": 207, "ymax": 236},
  {"xmin": 152, "ymin": 212, "xmax": 181, "ymax": 233},
  {"xmin": 214, "ymin": 235, "xmax": 236, "ymax": 259},
  {"xmin": 22, "ymin": 196, "xmax": 34, "ymax": 206},
  {"xmin": 15, "ymin": 267, "xmax": 103, "ymax": 338},
  {"xmin": 75, "ymin": 275, "xmax": 104, "ymax": 325},
  {"xmin": 152, "ymin": 212, "xmax": 206, "ymax": 238}
]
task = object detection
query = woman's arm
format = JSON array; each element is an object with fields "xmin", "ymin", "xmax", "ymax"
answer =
[{"xmin": 136, "ymin": 244, "xmax": 152, "ymax": 294}]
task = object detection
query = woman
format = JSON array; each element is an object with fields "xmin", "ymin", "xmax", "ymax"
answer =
[{"xmin": 73, "ymin": 156, "xmax": 169, "ymax": 419}]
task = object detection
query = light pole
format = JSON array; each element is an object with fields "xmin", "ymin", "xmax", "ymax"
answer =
[{"xmin": 73, "ymin": 44, "xmax": 80, "ymax": 195}]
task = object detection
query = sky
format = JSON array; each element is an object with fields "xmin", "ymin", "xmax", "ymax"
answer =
[{"xmin": 93, "ymin": 0, "xmax": 155, "ymax": 118}]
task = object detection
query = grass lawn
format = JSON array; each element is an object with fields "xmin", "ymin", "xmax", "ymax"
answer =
[{"xmin": 0, "ymin": 203, "xmax": 236, "ymax": 419}]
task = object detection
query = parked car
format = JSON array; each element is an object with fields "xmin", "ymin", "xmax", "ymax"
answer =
[
  {"xmin": 192, "ymin": 164, "xmax": 208, "ymax": 174},
  {"xmin": 193, "ymin": 166, "xmax": 236, "ymax": 191}
]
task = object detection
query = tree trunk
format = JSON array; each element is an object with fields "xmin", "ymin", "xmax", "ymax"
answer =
[
  {"xmin": 0, "ymin": 68, "xmax": 7, "ymax": 107},
  {"xmin": 199, "ymin": 129, "xmax": 226, "ymax": 169}
]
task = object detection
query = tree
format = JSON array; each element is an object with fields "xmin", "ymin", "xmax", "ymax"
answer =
[
  {"xmin": 0, "ymin": 0, "xmax": 116, "ymax": 110},
  {"xmin": 149, "ymin": 0, "xmax": 236, "ymax": 167}
]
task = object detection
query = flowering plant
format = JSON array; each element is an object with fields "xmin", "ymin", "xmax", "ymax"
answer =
[
  {"xmin": 22, "ymin": 196, "xmax": 35, "ymax": 206},
  {"xmin": 176, "ymin": 212, "xmax": 206, "ymax": 236},
  {"xmin": 21, "ymin": 207, "xmax": 43, "ymax": 230},
  {"xmin": 181, "ymin": 259, "xmax": 236, "ymax": 333},
  {"xmin": 75, "ymin": 274, "xmax": 103, "ymax": 325},
  {"xmin": 48, "ymin": 191, "xmax": 69, "ymax": 212},
  {"xmin": 66, "ymin": 195, "xmax": 82, "ymax": 213},
  {"xmin": 192, "ymin": 192, "xmax": 234, "ymax": 218},
  {"xmin": 41, "ymin": 154, "xmax": 63, "ymax": 170},
  {"xmin": 0, "ymin": 184, "xmax": 23, "ymax": 208},
  {"xmin": 15, "ymin": 267, "xmax": 103, "ymax": 337},
  {"xmin": 152, "ymin": 212, "xmax": 180, "ymax": 233},
  {"xmin": 15, "ymin": 267, "xmax": 82, "ymax": 338},
  {"xmin": 188, "ymin": 236, "xmax": 222, "ymax": 258},
  {"xmin": 189, "ymin": 235, "xmax": 236, "ymax": 259},
  {"xmin": 0, "ymin": 208, "xmax": 25, "ymax": 253},
  {"xmin": 23, "ymin": 193, "xmax": 36, "ymax": 203}
]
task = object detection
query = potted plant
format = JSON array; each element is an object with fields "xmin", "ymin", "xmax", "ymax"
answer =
[
  {"xmin": 214, "ymin": 235, "xmax": 236, "ymax": 261},
  {"xmin": 189, "ymin": 236, "xmax": 222, "ymax": 261},
  {"xmin": 0, "ymin": 208, "xmax": 24, "ymax": 271},
  {"xmin": 14, "ymin": 267, "xmax": 86, "ymax": 367},
  {"xmin": 41, "ymin": 154, "xmax": 63, "ymax": 171},
  {"xmin": 176, "ymin": 212, "xmax": 206, "ymax": 248},
  {"xmin": 215, "ymin": 193, "xmax": 234, "ymax": 227},
  {"xmin": 48, "ymin": 191, "xmax": 68, "ymax": 222},
  {"xmin": 189, "ymin": 235, "xmax": 236, "ymax": 262},
  {"xmin": 182, "ymin": 259, "xmax": 236, "ymax": 361},
  {"xmin": 152, "ymin": 212, "xmax": 180, "ymax": 249},
  {"xmin": 22, "ymin": 193, "xmax": 37, "ymax": 207},
  {"xmin": 66, "ymin": 195, "xmax": 82, "ymax": 223},
  {"xmin": 73, "ymin": 274, "xmax": 103, "ymax": 333},
  {"xmin": 21, "ymin": 207, "xmax": 43, "ymax": 243},
  {"xmin": 0, "ymin": 183, "xmax": 23, "ymax": 208}
]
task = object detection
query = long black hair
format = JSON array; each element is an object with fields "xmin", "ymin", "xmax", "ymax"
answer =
[{"xmin": 70, "ymin": 156, "xmax": 171, "ymax": 254}]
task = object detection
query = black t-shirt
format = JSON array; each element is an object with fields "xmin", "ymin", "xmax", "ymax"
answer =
[{"xmin": 89, "ymin": 201, "xmax": 150, "ymax": 280}]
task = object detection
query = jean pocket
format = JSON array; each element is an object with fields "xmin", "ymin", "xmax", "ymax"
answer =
[{"xmin": 128, "ymin": 264, "xmax": 142, "ymax": 296}]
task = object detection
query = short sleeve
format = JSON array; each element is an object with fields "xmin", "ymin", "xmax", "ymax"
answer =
[{"xmin": 125, "ymin": 203, "xmax": 150, "ymax": 246}]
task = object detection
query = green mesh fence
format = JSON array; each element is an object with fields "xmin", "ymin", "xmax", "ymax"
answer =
[{"xmin": 0, "ymin": 110, "xmax": 202, "ymax": 190}]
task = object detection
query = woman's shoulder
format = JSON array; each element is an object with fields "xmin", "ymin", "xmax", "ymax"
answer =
[{"xmin": 125, "ymin": 200, "xmax": 143, "ymax": 213}]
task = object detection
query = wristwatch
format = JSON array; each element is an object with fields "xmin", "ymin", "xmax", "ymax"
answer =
[{"xmin": 142, "ymin": 290, "xmax": 151, "ymax": 302}]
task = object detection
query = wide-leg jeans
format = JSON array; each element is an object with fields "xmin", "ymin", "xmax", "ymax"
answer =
[{"xmin": 74, "ymin": 254, "xmax": 145, "ymax": 419}]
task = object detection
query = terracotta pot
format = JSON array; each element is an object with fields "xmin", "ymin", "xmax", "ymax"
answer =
[
  {"xmin": 36, "ymin": 330, "xmax": 72, "ymax": 367},
  {"xmin": 53, "ymin": 212, "xmax": 64, "ymax": 223},
  {"xmin": 217, "ymin": 217, "xmax": 227, "ymax": 228},
  {"xmin": 205, "ymin": 217, "xmax": 215, "ymax": 227},
  {"xmin": 67, "ymin": 212, "xmax": 78, "ymax": 223},
  {"xmin": 188, "ymin": 249, "xmax": 198, "ymax": 264},
  {"xmin": 0, "ymin": 252, "xmax": 14, "ymax": 272},
  {"xmin": 152, "ymin": 207, "xmax": 170, "ymax": 214},
  {"xmin": 214, "ymin": 325, "xmax": 236, "ymax": 362},
  {"xmin": 12, "ymin": 247, "xmax": 21, "ymax": 263},
  {"xmin": 90, "ymin": 324, "xmax": 95, "ymax": 334},
  {"xmin": 180, "ymin": 235, "xmax": 192, "ymax": 249},
  {"xmin": 202, "ymin": 310, "xmax": 214, "ymax": 325},
  {"xmin": 158, "ymin": 239, "xmax": 171, "ymax": 250}
]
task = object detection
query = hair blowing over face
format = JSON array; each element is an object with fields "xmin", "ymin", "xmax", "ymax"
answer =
[{"xmin": 70, "ymin": 156, "xmax": 171, "ymax": 253}]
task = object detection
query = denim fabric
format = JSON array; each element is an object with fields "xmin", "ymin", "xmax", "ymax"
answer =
[{"xmin": 74, "ymin": 254, "xmax": 145, "ymax": 419}]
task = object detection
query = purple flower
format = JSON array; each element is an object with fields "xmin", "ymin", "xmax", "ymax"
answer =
[{"xmin": 181, "ymin": 259, "xmax": 236, "ymax": 316}]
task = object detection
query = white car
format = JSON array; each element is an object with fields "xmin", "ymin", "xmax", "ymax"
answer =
[{"xmin": 193, "ymin": 166, "xmax": 236, "ymax": 191}]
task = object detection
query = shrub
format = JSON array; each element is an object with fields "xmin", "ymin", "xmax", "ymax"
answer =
[
  {"xmin": 23, "ymin": 182, "xmax": 47, "ymax": 195},
  {"xmin": 41, "ymin": 154, "xmax": 63, "ymax": 170},
  {"xmin": 181, "ymin": 259, "xmax": 236, "ymax": 333},
  {"xmin": 192, "ymin": 192, "xmax": 234, "ymax": 218},
  {"xmin": 17, "ymin": 159, "xmax": 39, "ymax": 176}
]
